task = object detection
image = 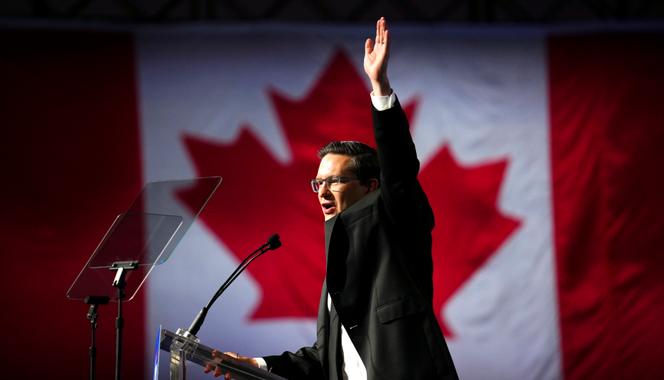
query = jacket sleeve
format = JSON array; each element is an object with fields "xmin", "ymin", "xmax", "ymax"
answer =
[
  {"xmin": 372, "ymin": 96, "xmax": 434, "ymax": 229},
  {"xmin": 263, "ymin": 344, "xmax": 323, "ymax": 380}
]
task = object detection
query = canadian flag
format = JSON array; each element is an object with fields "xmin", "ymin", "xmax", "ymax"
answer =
[{"xmin": 2, "ymin": 25, "xmax": 663, "ymax": 380}]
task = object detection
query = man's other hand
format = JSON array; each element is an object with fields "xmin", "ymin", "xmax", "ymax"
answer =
[{"xmin": 203, "ymin": 350, "xmax": 260, "ymax": 378}]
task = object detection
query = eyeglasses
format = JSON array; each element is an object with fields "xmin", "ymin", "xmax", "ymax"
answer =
[{"xmin": 310, "ymin": 176, "xmax": 359, "ymax": 193}]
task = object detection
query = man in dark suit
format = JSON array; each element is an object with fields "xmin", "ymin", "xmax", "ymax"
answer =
[{"xmin": 207, "ymin": 17, "xmax": 458, "ymax": 380}]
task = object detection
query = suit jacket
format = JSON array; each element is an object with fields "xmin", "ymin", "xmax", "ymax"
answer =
[{"xmin": 264, "ymin": 98, "xmax": 459, "ymax": 380}]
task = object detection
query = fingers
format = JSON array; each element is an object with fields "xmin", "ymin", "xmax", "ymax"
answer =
[
  {"xmin": 365, "ymin": 38, "xmax": 374, "ymax": 55},
  {"xmin": 204, "ymin": 350, "xmax": 259, "ymax": 377},
  {"xmin": 379, "ymin": 17, "xmax": 384, "ymax": 44},
  {"xmin": 375, "ymin": 17, "xmax": 388, "ymax": 45},
  {"xmin": 204, "ymin": 350, "xmax": 225, "ymax": 377},
  {"xmin": 203, "ymin": 362, "xmax": 222, "ymax": 377},
  {"xmin": 369, "ymin": 17, "xmax": 389, "ymax": 53},
  {"xmin": 214, "ymin": 366, "xmax": 223, "ymax": 377}
]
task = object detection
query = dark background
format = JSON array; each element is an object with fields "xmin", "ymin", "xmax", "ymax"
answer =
[{"xmin": 0, "ymin": 0, "xmax": 663, "ymax": 24}]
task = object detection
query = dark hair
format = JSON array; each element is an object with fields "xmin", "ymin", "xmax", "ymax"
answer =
[{"xmin": 318, "ymin": 141, "xmax": 380, "ymax": 186}]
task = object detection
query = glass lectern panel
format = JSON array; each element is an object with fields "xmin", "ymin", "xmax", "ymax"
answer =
[{"xmin": 153, "ymin": 327, "xmax": 288, "ymax": 380}]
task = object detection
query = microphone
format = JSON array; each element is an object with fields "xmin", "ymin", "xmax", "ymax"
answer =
[
  {"xmin": 185, "ymin": 234, "xmax": 282, "ymax": 337},
  {"xmin": 267, "ymin": 233, "xmax": 281, "ymax": 250}
]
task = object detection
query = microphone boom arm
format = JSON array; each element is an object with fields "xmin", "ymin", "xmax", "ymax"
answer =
[{"xmin": 186, "ymin": 234, "xmax": 281, "ymax": 337}]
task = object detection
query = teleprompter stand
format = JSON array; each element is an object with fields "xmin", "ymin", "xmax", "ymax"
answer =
[
  {"xmin": 85, "ymin": 295, "xmax": 109, "ymax": 380},
  {"xmin": 110, "ymin": 260, "xmax": 138, "ymax": 380},
  {"xmin": 67, "ymin": 177, "xmax": 222, "ymax": 380}
]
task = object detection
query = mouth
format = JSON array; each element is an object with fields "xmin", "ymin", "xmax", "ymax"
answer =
[{"xmin": 321, "ymin": 201, "xmax": 337, "ymax": 215}]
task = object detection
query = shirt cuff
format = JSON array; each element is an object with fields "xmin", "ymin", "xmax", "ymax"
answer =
[
  {"xmin": 370, "ymin": 92, "xmax": 396, "ymax": 111},
  {"xmin": 254, "ymin": 357, "xmax": 268, "ymax": 371}
]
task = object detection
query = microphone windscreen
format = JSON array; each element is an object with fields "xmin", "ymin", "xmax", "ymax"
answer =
[{"xmin": 267, "ymin": 234, "xmax": 282, "ymax": 250}]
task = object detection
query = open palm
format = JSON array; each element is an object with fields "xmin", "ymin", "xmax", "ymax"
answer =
[{"xmin": 363, "ymin": 17, "xmax": 391, "ymax": 95}]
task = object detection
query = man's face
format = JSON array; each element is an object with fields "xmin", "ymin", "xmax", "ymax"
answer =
[{"xmin": 315, "ymin": 153, "xmax": 372, "ymax": 221}]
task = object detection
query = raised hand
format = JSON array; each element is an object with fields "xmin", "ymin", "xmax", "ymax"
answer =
[{"xmin": 363, "ymin": 16, "xmax": 391, "ymax": 96}]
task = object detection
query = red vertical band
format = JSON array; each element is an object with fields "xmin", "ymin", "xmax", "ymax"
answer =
[
  {"xmin": 549, "ymin": 33, "xmax": 664, "ymax": 380},
  {"xmin": 1, "ymin": 29, "xmax": 144, "ymax": 379}
]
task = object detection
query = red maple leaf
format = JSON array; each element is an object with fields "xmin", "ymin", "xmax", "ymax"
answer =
[{"xmin": 419, "ymin": 146, "xmax": 521, "ymax": 337}]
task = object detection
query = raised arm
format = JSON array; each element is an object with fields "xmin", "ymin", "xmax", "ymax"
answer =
[{"xmin": 365, "ymin": 17, "xmax": 434, "ymax": 227}]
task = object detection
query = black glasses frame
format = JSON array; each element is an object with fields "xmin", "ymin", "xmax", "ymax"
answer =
[{"xmin": 310, "ymin": 176, "xmax": 359, "ymax": 192}]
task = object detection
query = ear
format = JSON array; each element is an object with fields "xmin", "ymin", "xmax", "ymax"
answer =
[{"xmin": 365, "ymin": 178, "xmax": 379, "ymax": 193}]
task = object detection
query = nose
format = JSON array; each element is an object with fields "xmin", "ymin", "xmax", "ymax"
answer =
[{"xmin": 318, "ymin": 181, "xmax": 332, "ymax": 197}]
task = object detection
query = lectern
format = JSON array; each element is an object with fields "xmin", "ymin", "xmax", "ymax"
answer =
[{"xmin": 154, "ymin": 327, "xmax": 287, "ymax": 380}]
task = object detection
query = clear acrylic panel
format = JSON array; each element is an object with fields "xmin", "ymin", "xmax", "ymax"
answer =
[{"xmin": 66, "ymin": 177, "xmax": 221, "ymax": 302}]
